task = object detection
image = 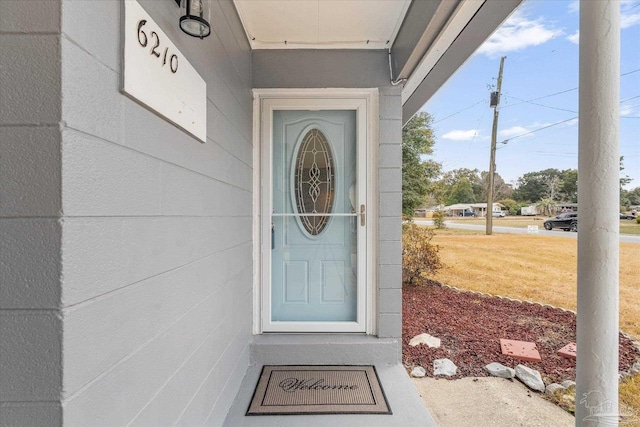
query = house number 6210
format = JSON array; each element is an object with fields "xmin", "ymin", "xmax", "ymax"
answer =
[{"xmin": 137, "ymin": 20, "xmax": 178, "ymax": 73}]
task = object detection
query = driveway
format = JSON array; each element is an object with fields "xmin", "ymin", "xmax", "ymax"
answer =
[{"xmin": 413, "ymin": 219, "xmax": 640, "ymax": 244}]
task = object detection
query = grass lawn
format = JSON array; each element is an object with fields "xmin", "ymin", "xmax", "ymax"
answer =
[
  {"xmin": 427, "ymin": 228, "xmax": 640, "ymax": 419},
  {"xmin": 448, "ymin": 217, "xmax": 640, "ymax": 235}
]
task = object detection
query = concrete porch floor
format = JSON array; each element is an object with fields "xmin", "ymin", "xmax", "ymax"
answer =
[
  {"xmin": 222, "ymin": 334, "xmax": 436, "ymax": 426},
  {"xmin": 223, "ymin": 364, "xmax": 436, "ymax": 427}
]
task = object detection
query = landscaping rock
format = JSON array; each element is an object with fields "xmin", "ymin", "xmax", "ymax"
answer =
[
  {"xmin": 434, "ymin": 358, "xmax": 457, "ymax": 376},
  {"xmin": 484, "ymin": 362, "xmax": 515, "ymax": 378},
  {"xmin": 545, "ymin": 383, "xmax": 566, "ymax": 395},
  {"xmin": 561, "ymin": 380, "xmax": 576, "ymax": 390},
  {"xmin": 411, "ymin": 366, "xmax": 426, "ymax": 378},
  {"xmin": 409, "ymin": 333, "xmax": 441, "ymax": 348},
  {"xmin": 515, "ymin": 365, "xmax": 545, "ymax": 392}
]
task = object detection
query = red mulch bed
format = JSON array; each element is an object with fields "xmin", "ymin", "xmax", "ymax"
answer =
[{"xmin": 403, "ymin": 280, "xmax": 640, "ymax": 383}]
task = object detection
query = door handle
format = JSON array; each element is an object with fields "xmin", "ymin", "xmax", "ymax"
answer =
[{"xmin": 360, "ymin": 204, "xmax": 366, "ymax": 227}]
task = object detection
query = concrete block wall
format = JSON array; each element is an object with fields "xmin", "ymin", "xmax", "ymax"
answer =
[
  {"xmin": 1, "ymin": 1, "xmax": 64, "ymax": 425},
  {"xmin": 58, "ymin": 1, "xmax": 253, "ymax": 425},
  {"xmin": 252, "ymin": 50, "xmax": 404, "ymax": 339},
  {"xmin": 377, "ymin": 87, "xmax": 403, "ymax": 339},
  {"xmin": 2, "ymin": 0, "xmax": 253, "ymax": 425}
]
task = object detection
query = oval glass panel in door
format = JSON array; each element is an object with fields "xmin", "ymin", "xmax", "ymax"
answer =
[{"xmin": 294, "ymin": 129, "xmax": 335, "ymax": 236}]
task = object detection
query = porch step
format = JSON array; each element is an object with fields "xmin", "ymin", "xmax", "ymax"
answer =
[
  {"xmin": 250, "ymin": 334, "xmax": 401, "ymax": 365},
  {"xmin": 222, "ymin": 363, "xmax": 436, "ymax": 427}
]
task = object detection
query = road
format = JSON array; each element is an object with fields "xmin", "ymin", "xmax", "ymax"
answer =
[{"xmin": 413, "ymin": 219, "xmax": 640, "ymax": 244}]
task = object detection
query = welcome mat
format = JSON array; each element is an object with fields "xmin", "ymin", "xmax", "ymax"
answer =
[{"xmin": 246, "ymin": 365, "xmax": 391, "ymax": 415}]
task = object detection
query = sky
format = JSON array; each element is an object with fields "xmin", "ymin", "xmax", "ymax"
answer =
[{"xmin": 421, "ymin": 0, "xmax": 640, "ymax": 190}]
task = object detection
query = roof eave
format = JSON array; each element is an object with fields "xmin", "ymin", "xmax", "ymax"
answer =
[{"xmin": 396, "ymin": 0, "xmax": 523, "ymax": 124}]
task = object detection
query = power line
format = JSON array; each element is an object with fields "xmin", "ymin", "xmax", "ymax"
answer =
[
  {"xmin": 621, "ymin": 95, "xmax": 640, "ymax": 103},
  {"xmin": 499, "ymin": 116, "xmax": 578, "ymax": 145},
  {"xmin": 502, "ymin": 88, "xmax": 577, "ymax": 109},
  {"xmin": 505, "ymin": 94, "xmax": 640, "ymax": 118},
  {"xmin": 502, "ymin": 68, "xmax": 640, "ymax": 109},
  {"xmin": 531, "ymin": 151, "xmax": 578, "ymax": 157},
  {"xmin": 432, "ymin": 99, "xmax": 485, "ymax": 124},
  {"xmin": 503, "ymin": 95, "xmax": 578, "ymax": 114},
  {"xmin": 621, "ymin": 68, "xmax": 640, "ymax": 77},
  {"xmin": 499, "ymin": 94, "xmax": 640, "ymax": 145}
]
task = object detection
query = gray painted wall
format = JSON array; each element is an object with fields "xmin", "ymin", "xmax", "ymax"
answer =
[
  {"xmin": 253, "ymin": 50, "xmax": 403, "ymax": 338},
  {"xmin": 2, "ymin": 0, "xmax": 253, "ymax": 425},
  {"xmin": 2, "ymin": 5, "xmax": 403, "ymax": 426},
  {"xmin": 1, "ymin": 1, "xmax": 64, "ymax": 425},
  {"xmin": 59, "ymin": 1, "xmax": 253, "ymax": 425}
]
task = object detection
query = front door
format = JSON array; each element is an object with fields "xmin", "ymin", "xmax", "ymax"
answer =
[{"xmin": 260, "ymin": 97, "xmax": 370, "ymax": 332}]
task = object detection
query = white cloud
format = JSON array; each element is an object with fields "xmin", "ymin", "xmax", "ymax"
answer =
[
  {"xmin": 499, "ymin": 126, "xmax": 530, "ymax": 138},
  {"xmin": 478, "ymin": 10, "xmax": 563, "ymax": 57},
  {"xmin": 567, "ymin": 30, "xmax": 579, "ymax": 44},
  {"xmin": 568, "ymin": 1, "xmax": 579, "ymax": 14},
  {"xmin": 621, "ymin": 12, "xmax": 640, "ymax": 29},
  {"xmin": 620, "ymin": 104, "xmax": 636, "ymax": 117},
  {"xmin": 442, "ymin": 129, "xmax": 478, "ymax": 141},
  {"xmin": 621, "ymin": 1, "xmax": 640, "ymax": 28},
  {"xmin": 563, "ymin": 118, "xmax": 579, "ymax": 127},
  {"xmin": 570, "ymin": 1, "xmax": 640, "ymax": 29},
  {"xmin": 498, "ymin": 119, "xmax": 578, "ymax": 142}
]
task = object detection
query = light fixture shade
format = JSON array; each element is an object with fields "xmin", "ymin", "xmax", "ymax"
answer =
[{"xmin": 180, "ymin": 0, "xmax": 211, "ymax": 39}]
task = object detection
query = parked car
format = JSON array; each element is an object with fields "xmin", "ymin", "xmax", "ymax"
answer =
[
  {"xmin": 458, "ymin": 209, "xmax": 477, "ymax": 217},
  {"xmin": 620, "ymin": 213, "xmax": 636, "ymax": 220},
  {"xmin": 543, "ymin": 212, "xmax": 578, "ymax": 232},
  {"xmin": 492, "ymin": 211, "xmax": 506, "ymax": 218}
]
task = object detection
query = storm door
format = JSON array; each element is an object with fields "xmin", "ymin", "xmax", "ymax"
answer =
[{"xmin": 261, "ymin": 102, "xmax": 368, "ymax": 333}]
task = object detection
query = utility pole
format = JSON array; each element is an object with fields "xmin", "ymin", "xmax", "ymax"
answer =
[{"xmin": 486, "ymin": 56, "xmax": 505, "ymax": 236}]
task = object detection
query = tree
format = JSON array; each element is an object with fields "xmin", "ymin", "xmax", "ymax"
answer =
[
  {"xmin": 620, "ymin": 156, "xmax": 633, "ymax": 188},
  {"xmin": 437, "ymin": 168, "xmax": 482, "ymax": 204},
  {"xmin": 545, "ymin": 176, "xmax": 561, "ymax": 200},
  {"xmin": 446, "ymin": 177, "xmax": 475, "ymax": 205},
  {"xmin": 513, "ymin": 169, "xmax": 562, "ymax": 203},
  {"xmin": 479, "ymin": 171, "xmax": 513, "ymax": 202},
  {"xmin": 536, "ymin": 197, "xmax": 557, "ymax": 216},
  {"xmin": 402, "ymin": 113, "xmax": 441, "ymax": 217},
  {"xmin": 621, "ymin": 187, "xmax": 640, "ymax": 206},
  {"xmin": 498, "ymin": 198, "xmax": 528, "ymax": 216},
  {"xmin": 620, "ymin": 156, "xmax": 634, "ymax": 209},
  {"xmin": 559, "ymin": 169, "xmax": 578, "ymax": 203}
]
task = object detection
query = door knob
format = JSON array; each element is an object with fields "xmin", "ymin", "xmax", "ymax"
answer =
[{"xmin": 360, "ymin": 204, "xmax": 366, "ymax": 227}]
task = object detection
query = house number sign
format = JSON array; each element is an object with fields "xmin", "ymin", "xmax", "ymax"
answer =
[{"xmin": 122, "ymin": 0, "xmax": 206, "ymax": 143}]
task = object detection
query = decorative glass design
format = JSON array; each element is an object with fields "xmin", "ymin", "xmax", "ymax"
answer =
[{"xmin": 294, "ymin": 129, "xmax": 335, "ymax": 236}]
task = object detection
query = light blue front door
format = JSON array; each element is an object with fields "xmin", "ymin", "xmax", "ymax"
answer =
[{"xmin": 271, "ymin": 110, "xmax": 358, "ymax": 323}]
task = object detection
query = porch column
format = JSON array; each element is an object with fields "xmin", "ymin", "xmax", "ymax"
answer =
[{"xmin": 576, "ymin": 0, "xmax": 620, "ymax": 425}]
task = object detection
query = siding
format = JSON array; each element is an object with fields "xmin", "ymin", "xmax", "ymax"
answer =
[
  {"xmin": 252, "ymin": 50, "xmax": 403, "ymax": 338},
  {"xmin": 57, "ymin": 1, "xmax": 253, "ymax": 426},
  {"xmin": 0, "ymin": 1, "xmax": 63, "ymax": 425}
]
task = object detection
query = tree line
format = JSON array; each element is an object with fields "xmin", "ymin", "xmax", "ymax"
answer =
[{"xmin": 403, "ymin": 112, "xmax": 640, "ymax": 216}]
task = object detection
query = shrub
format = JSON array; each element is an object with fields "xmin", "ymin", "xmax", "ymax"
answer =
[
  {"xmin": 636, "ymin": 216, "xmax": 640, "ymax": 225},
  {"xmin": 432, "ymin": 210, "xmax": 445, "ymax": 229},
  {"xmin": 402, "ymin": 223, "xmax": 443, "ymax": 286}
]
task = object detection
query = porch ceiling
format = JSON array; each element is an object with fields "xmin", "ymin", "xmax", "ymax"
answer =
[
  {"xmin": 234, "ymin": 0, "xmax": 523, "ymax": 123},
  {"xmin": 233, "ymin": 0, "xmax": 411, "ymax": 50}
]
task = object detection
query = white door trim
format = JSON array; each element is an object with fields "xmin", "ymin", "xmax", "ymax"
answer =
[{"xmin": 252, "ymin": 88, "xmax": 379, "ymax": 334}]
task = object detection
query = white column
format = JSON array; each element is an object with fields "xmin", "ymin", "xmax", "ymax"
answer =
[{"xmin": 576, "ymin": 1, "xmax": 620, "ymax": 426}]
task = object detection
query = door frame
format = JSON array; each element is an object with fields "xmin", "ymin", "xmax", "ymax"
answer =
[{"xmin": 252, "ymin": 88, "xmax": 379, "ymax": 334}]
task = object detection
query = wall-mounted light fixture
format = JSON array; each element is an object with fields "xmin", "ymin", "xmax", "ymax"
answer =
[{"xmin": 177, "ymin": 0, "xmax": 211, "ymax": 39}]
